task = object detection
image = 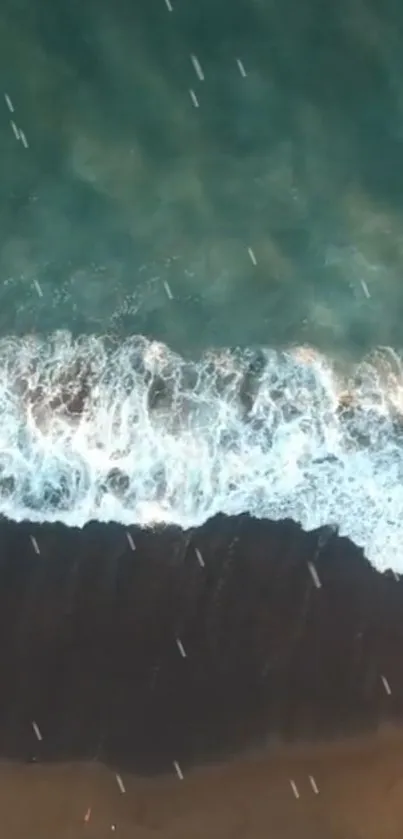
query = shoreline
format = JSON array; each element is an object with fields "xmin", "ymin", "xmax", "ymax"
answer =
[
  {"xmin": 0, "ymin": 512, "xmax": 402, "ymax": 835},
  {"xmin": 1, "ymin": 725, "xmax": 403, "ymax": 837}
]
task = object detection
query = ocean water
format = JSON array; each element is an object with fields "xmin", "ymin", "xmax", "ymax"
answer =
[{"xmin": 1, "ymin": 0, "xmax": 403, "ymax": 570}]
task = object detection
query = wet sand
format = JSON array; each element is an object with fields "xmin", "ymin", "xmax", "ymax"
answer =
[
  {"xmin": 2, "ymin": 728, "xmax": 403, "ymax": 838},
  {"xmin": 0, "ymin": 513, "xmax": 402, "ymax": 837}
]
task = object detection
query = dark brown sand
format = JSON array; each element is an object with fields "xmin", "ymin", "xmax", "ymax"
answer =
[{"xmin": 0, "ymin": 513, "xmax": 402, "ymax": 837}]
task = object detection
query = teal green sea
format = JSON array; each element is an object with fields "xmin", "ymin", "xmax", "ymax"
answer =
[{"xmin": 1, "ymin": 0, "xmax": 403, "ymax": 357}]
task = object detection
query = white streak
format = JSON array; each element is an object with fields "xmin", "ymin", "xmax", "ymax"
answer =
[
  {"xmin": 32, "ymin": 721, "xmax": 42, "ymax": 741},
  {"xmin": 115, "ymin": 773, "xmax": 126, "ymax": 794},
  {"xmin": 33, "ymin": 280, "xmax": 43, "ymax": 298},
  {"xmin": 126, "ymin": 531, "xmax": 136, "ymax": 550},
  {"xmin": 173, "ymin": 760, "xmax": 183, "ymax": 780},
  {"xmin": 307, "ymin": 561, "xmax": 322, "ymax": 589},
  {"xmin": 164, "ymin": 0, "xmax": 173, "ymax": 9},
  {"xmin": 309, "ymin": 774, "xmax": 319, "ymax": 794},
  {"xmin": 360, "ymin": 280, "xmax": 371, "ymax": 299},
  {"xmin": 248, "ymin": 247, "xmax": 257, "ymax": 266},
  {"xmin": 189, "ymin": 89, "xmax": 199, "ymax": 108},
  {"xmin": 4, "ymin": 93, "xmax": 14, "ymax": 113},
  {"xmin": 176, "ymin": 638, "xmax": 187, "ymax": 658},
  {"xmin": 290, "ymin": 779, "xmax": 300, "ymax": 799},
  {"xmin": 190, "ymin": 54, "xmax": 204, "ymax": 81},
  {"xmin": 381, "ymin": 674, "xmax": 392, "ymax": 695},
  {"xmin": 30, "ymin": 535, "xmax": 40, "ymax": 555},
  {"xmin": 163, "ymin": 280, "xmax": 173, "ymax": 300},
  {"xmin": 10, "ymin": 121, "xmax": 20, "ymax": 141},
  {"xmin": 195, "ymin": 547, "xmax": 205, "ymax": 567},
  {"xmin": 236, "ymin": 58, "xmax": 247, "ymax": 77},
  {"xmin": 20, "ymin": 130, "xmax": 29, "ymax": 149}
]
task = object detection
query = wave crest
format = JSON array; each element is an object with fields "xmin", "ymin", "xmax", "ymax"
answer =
[{"xmin": 0, "ymin": 331, "xmax": 402, "ymax": 570}]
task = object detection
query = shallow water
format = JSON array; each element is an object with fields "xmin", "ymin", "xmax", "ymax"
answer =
[{"xmin": 1, "ymin": 0, "xmax": 403, "ymax": 568}]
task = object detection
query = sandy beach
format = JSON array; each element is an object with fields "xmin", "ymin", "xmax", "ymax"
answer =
[{"xmin": 1, "ymin": 726, "xmax": 403, "ymax": 838}]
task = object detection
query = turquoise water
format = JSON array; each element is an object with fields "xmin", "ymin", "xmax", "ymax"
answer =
[{"xmin": 1, "ymin": 0, "xmax": 403, "ymax": 355}]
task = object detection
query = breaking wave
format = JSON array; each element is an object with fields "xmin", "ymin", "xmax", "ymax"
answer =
[{"xmin": 0, "ymin": 331, "xmax": 403, "ymax": 570}]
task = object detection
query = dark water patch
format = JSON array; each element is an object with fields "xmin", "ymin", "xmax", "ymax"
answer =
[{"xmin": 0, "ymin": 514, "xmax": 401, "ymax": 774}]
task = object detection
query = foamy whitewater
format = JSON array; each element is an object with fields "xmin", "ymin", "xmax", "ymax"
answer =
[{"xmin": 0, "ymin": 331, "xmax": 403, "ymax": 571}]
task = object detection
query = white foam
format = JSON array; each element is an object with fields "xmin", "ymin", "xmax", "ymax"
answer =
[{"xmin": 0, "ymin": 332, "xmax": 402, "ymax": 571}]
